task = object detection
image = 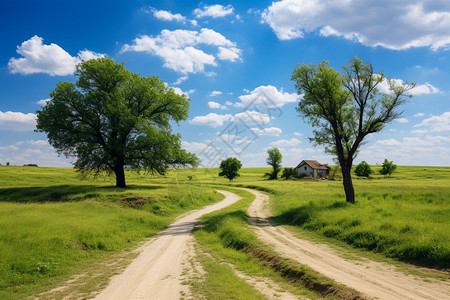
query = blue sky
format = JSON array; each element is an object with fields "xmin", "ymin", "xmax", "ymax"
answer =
[{"xmin": 1, "ymin": 0, "xmax": 449, "ymax": 168}]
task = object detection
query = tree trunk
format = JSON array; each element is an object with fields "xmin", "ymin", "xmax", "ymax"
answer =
[
  {"xmin": 341, "ymin": 164, "xmax": 355, "ymax": 204},
  {"xmin": 114, "ymin": 164, "xmax": 126, "ymax": 188}
]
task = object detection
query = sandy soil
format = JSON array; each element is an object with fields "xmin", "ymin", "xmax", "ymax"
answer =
[
  {"xmin": 245, "ymin": 188, "xmax": 450, "ymax": 300},
  {"xmin": 93, "ymin": 190, "xmax": 241, "ymax": 300}
]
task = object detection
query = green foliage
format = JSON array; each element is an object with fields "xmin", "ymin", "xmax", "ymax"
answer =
[
  {"xmin": 379, "ymin": 159, "xmax": 397, "ymax": 177},
  {"xmin": 265, "ymin": 147, "xmax": 282, "ymax": 180},
  {"xmin": 354, "ymin": 161, "xmax": 373, "ymax": 177},
  {"xmin": 219, "ymin": 158, "xmax": 242, "ymax": 181},
  {"xmin": 36, "ymin": 58, "xmax": 198, "ymax": 187},
  {"xmin": 281, "ymin": 167, "xmax": 295, "ymax": 180},
  {"xmin": 6, "ymin": 162, "xmax": 10, "ymax": 166},
  {"xmin": 291, "ymin": 56, "xmax": 415, "ymax": 203}
]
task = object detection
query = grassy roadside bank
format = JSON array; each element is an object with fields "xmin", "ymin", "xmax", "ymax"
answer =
[
  {"xmin": 0, "ymin": 166, "xmax": 222, "ymax": 299},
  {"xmin": 194, "ymin": 166, "xmax": 450, "ymax": 269},
  {"xmin": 192, "ymin": 187, "xmax": 361, "ymax": 299}
]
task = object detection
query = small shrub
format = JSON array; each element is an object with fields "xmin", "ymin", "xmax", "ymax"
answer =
[
  {"xmin": 281, "ymin": 167, "xmax": 295, "ymax": 179},
  {"xmin": 379, "ymin": 159, "xmax": 397, "ymax": 177},
  {"xmin": 354, "ymin": 161, "xmax": 373, "ymax": 177}
]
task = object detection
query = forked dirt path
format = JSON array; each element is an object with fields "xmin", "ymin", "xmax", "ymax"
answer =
[
  {"xmin": 244, "ymin": 188, "xmax": 450, "ymax": 300},
  {"xmin": 94, "ymin": 190, "xmax": 241, "ymax": 300}
]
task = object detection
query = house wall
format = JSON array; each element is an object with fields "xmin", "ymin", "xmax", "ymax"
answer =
[{"xmin": 294, "ymin": 163, "xmax": 314, "ymax": 176}]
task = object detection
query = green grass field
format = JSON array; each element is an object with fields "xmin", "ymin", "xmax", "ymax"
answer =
[
  {"xmin": 0, "ymin": 166, "xmax": 222, "ymax": 299},
  {"xmin": 0, "ymin": 164, "xmax": 449, "ymax": 298},
  {"xmin": 193, "ymin": 166, "xmax": 450, "ymax": 268}
]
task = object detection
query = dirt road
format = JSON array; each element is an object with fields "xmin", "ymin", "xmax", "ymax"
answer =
[
  {"xmin": 94, "ymin": 190, "xmax": 241, "ymax": 300},
  {"xmin": 245, "ymin": 188, "xmax": 450, "ymax": 300}
]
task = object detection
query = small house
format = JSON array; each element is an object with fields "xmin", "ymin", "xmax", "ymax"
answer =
[{"xmin": 294, "ymin": 160, "xmax": 329, "ymax": 178}]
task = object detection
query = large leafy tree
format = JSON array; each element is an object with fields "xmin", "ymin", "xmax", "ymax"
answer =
[
  {"xmin": 291, "ymin": 57, "xmax": 414, "ymax": 203},
  {"xmin": 36, "ymin": 58, "xmax": 198, "ymax": 187},
  {"xmin": 266, "ymin": 147, "xmax": 282, "ymax": 180},
  {"xmin": 218, "ymin": 157, "xmax": 242, "ymax": 182}
]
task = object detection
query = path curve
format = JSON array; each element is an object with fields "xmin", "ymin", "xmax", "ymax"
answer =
[
  {"xmin": 245, "ymin": 188, "xmax": 450, "ymax": 300},
  {"xmin": 94, "ymin": 190, "xmax": 241, "ymax": 300}
]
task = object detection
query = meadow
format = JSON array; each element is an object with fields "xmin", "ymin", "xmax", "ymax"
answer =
[
  {"xmin": 0, "ymin": 164, "xmax": 448, "ymax": 298},
  {"xmin": 0, "ymin": 166, "xmax": 222, "ymax": 299},
  {"xmin": 197, "ymin": 166, "xmax": 450, "ymax": 269}
]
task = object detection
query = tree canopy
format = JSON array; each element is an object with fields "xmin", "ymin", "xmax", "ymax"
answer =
[
  {"xmin": 355, "ymin": 161, "xmax": 373, "ymax": 177},
  {"xmin": 292, "ymin": 57, "xmax": 414, "ymax": 203},
  {"xmin": 36, "ymin": 58, "xmax": 198, "ymax": 187},
  {"xmin": 379, "ymin": 159, "xmax": 397, "ymax": 177},
  {"xmin": 266, "ymin": 147, "xmax": 282, "ymax": 180},
  {"xmin": 218, "ymin": 157, "xmax": 242, "ymax": 181}
]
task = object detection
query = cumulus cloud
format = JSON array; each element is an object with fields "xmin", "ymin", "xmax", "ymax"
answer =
[
  {"xmin": 8, "ymin": 36, "xmax": 105, "ymax": 76},
  {"xmin": 0, "ymin": 145, "xmax": 19, "ymax": 151},
  {"xmin": 376, "ymin": 78, "xmax": 440, "ymax": 96},
  {"xmin": 396, "ymin": 118, "xmax": 409, "ymax": 123},
  {"xmin": 233, "ymin": 111, "xmax": 271, "ymax": 126},
  {"xmin": 0, "ymin": 111, "xmax": 36, "ymax": 131},
  {"xmin": 250, "ymin": 127, "xmax": 282, "ymax": 136},
  {"xmin": 121, "ymin": 28, "xmax": 241, "ymax": 74},
  {"xmin": 194, "ymin": 4, "xmax": 234, "ymax": 18},
  {"xmin": 414, "ymin": 112, "xmax": 425, "ymax": 117},
  {"xmin": 261, "ymin": 0, "xmax": 450, "ymax": 50},
  {"xmin": 236, "ymin": 85, "xmax": 299, "ymax": 108},
  {"xmin": 173, "ymin": 76, "xmax": 188, "ymax": 85},
  {"xmin": 209, "ymin": 90, "xmax": 223, "ymax": 97},
  {"xmin": 189, "ymin": 113, "xmax": 232, "ymax": 127},
  {"xmin": 181, "ymin": 141, "xmax": 208, "ymax": 152},
  {"xmin": 270, "ymin": 138, "xmax": 301, "ymax": 147},
  {"xmin": 37, "ymin": 98, "xmax": 51, "ymax": 106},
  {"xmin": 294, "ymin": 132, "xmax": 302, "ymax": 136},
  {"xmin": 28, "ymin": 140, "xmax": 49, "ymax": 146},
  {"xmin": 0, "ymin": 139, "xmax": 72, "ymax": 167},
  {"xmin": 218, "ymin": 47, "xmax": 242, "ymax": 62},
  {"xmin": 208, "ymin": 101, "xmax": 226, "ymax": 110},
  {"xmin": 171, "ymin": 87, "xmax": 194, "ymax": 98},
  {"xmin": 412, "ymin": 112, "xmax": 450, "ymax": 134},
  {"xmin": 150, "ymin": 7, "xmax": 186, "ymax": 22}
]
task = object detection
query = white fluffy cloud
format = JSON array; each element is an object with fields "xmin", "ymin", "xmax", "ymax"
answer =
[
  {"xmin": 0, "ymin": 111, "xmax": 36, "ymax": 131},
  {"xmin": 208, "ymin": 101, "xmax": 226, "ymax": 110},
  {"xmin": 412, "ymin": 112, "xmax": 450, "ymax": 134},
  {"xmin": 0, "ymin": 139, "xmax": 71, "ymax": 167},
  {"xmin": 250, "ymin": 127, "xmax": 282, "ymax": 136},
  {"xmin": 396, "ymin": 118, "xmax": 409, "ymax": 123},
  {"xmin": 233, "ymin": 111, "xmax": 271, "ymax": 125},
  {"xmin": 150, "ymin": 7, "xmax": 186, "ymax": 22},
  {"xmin": 376, "ymin": 78, "xmax": 440, "ymax": 96},
  {"xmin": 171, "ymin": 87, "xmax": 194, "ymax": 98},
  {"xmin": 209, "ymin": 90, "xmax": 223, "ymax": 97},
  {"xmin": 218, "ymin": 47, "xmax": 242, "ymax": 62},
  {"xmin": 8, "ymin": 36, "xmax": 105, "ymax": 76},
  {"xmin": 181, "ymin": 141, "xmax": 208, "ymax": 152},
  {"xmin": 121, "ymin": 28, "xmax": 241, "ymax": 74},
  {"xmin": 236, "ymin": 85, "xmax": 299, "ymax": 108},
  {"xmin": 189, "ymin": 113, "xmax": 232, "ymax": 127},
  {"xmin": 261, "ymin": 0, "xmax": 450, "ymax": 50},
  {"xmin": 194, "ymin": 4, "xmax": 234, "ymax": 18},
  {"xmin": 173, "ymin": 76, "xmax": 188, "ymax": 85},
  {"xmin": 37, "ymin": 98, "xmax": 51, "ymax": 106},
  {"xmin": 270, "ymin": 138, "xmax": 301, "ymax": 147},
  {"xmin": 361, "ymin": 133, "xmax": 450, "ymax": 165}
]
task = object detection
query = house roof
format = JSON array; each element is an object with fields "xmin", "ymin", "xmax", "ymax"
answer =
[{"xmin": 296, "ymin": 160, "xmax": 328, "ymax": 170}]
